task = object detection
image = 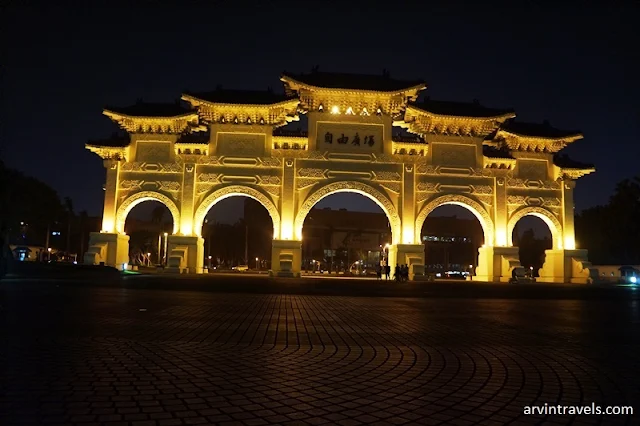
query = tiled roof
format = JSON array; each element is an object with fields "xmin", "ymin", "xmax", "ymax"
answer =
[
  {"xmin": 411, "ymin": 98, "xmax": 514, "ymax": 118},
  {"xmin": 105, "ymin": 101, "xmax": 194, "ymax": 117},
  {"xmin": 184, "ymin": 88, "xmax": 295, "ymax": 105},
  {"xmin": 501, "ymin": 120, "xmax": 581, "ymax": 138},
  {"xmin": 553, "ymin": 153, "xmax": 594, "ymax": 169},
  {"xmin": 282, "ymin": 70, "xmax": 425, "ymax": 92}
]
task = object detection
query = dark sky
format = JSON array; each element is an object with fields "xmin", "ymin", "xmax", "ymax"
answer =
[{"xmin": 2, "ymin": 1, "xmax": 638, "ymax": 223}]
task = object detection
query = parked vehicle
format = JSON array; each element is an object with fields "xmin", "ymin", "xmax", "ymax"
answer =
[
  {"xmin": 509, "ymin": 267, "xmax": 536, "ymax": 284},
  {"xmin": 619, "ymin": 266, "xmax": 639, "ymax": 284},
  {"xmin": 232, "ymin": 265, "xmax": 249, "ymax": 272}
]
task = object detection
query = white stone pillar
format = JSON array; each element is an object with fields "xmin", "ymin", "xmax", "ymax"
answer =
[
  {"xmin": 388, "ymin": 244, "xmax": 425, "ymax": 281},
  {"xmin": 402, "ymin": 164, "xmax": 416, "ymax": 244},
  {"xmin": 180, "ymin": 162, "xmax": 196, "ymax": 236},
  {"xmin": 538, "ymin": 249, "xmax": 595, "ymax": 284},
  {"xmin": 84, "ymin": 232, "xmax": 130, "ymax": 270},
  {"xmin": 493, "ymin": 177, "xmax": 508, "ymax": 247},
  {"xmin": 271, "ymin": 240, "xmax": 302, "ymax": 277},
  {"xmin": 101, "ymin": 159, "xmax": 120, "ymax": 233},
  {"xmin": 562, "ymin": 180, "xmax": 576, "ymax": 250},
  {"xmin": 280, "ymin": 157, "xmax": 295, "ymax": 240},
  {"xmin": 476, "ymin": 246, "xmax": 520, "ymax": 282},
  {"xmin": 166, "ymin": 235, "xmax": 204, "ymax": 274}
]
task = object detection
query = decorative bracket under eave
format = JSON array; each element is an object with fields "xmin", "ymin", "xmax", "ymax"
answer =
[
  {"xmin": 483, "ymin": 156, "xmax": 516, "ymax": 170},
  {"xmin": 86, "ymin": 145, "xmax": 127, "ymax": 161},
  {"xmin": 561, "ymin": 167, "xmax": 596, "ymax": 180}
]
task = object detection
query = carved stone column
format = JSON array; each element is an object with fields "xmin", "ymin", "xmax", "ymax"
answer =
[
  {"xmin": 280, "ymin": 158, "xmax": 295, "ymax": 239},
  {"xmin": 84, "ymin": 232, "xmax": 130, "ymax": 270},
  {"xmin": 166, "ymin": 235, "xmax": 204, "ymax": 274},
  {"xmin": 271, "ymin": 239, "xmax": 302, "ymax": 277},
  {"xmin": 101, "ymin": 159, "xmax": 120, "ymax": 233},
  {"xmin": 84, "ymin": 159, "xmax": 129, "ymax": 268},
  {"xmin": 476, "ymin": 246, "xmax": 520, "ymax": 282},
  {"xmin": 180, "ymin": 162, "xmax": 196, "ymax": 236},
  {"xmin": 561, "ymin": 179, "xmax": 576, "ymax": 249},
  {"xmin": 493, "ymin": 176, "xmax": 508, "ymax": 247},
  {"xmin": 538, "ymin": 249, "xmax": 596, "ymax": 284},
  {"xmin": 388, "ymin": 244, "xmax": 425, "ymax": 281},
  {"xmin": 402, "ymin": 164, "xmax": 417, "ymax": 244}
]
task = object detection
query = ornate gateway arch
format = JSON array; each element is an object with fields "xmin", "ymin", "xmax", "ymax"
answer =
[{"xmin": 85, "ymin": 69, "xmax": 596, "ymax": 283}]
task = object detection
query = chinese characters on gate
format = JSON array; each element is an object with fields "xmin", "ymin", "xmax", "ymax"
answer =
[{"xmin": 324, "ymin": 132, "xmax": 375, "ymax": 147}]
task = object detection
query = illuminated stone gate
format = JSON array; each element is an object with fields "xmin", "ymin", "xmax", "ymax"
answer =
[{"xmin": 85, "ymin": 70, "xmax": 596, "ymax": 283}]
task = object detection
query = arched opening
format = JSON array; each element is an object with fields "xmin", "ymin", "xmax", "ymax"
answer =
[
  {"xmin": 415, "ymin": 195, "xmax": 493, "ymax": 279},
  {"xmin": 511, "ymin": 216, "xmax": 554, "ymax": 276},
  {"xmin": 116, "ymin": 192, "xmax": 180, "ymax": 235},
  {"xmin": 195, "ymin": 190, "xmax": 276, "ymax": 271},
  {"xmin": 299, "ymin": 190, "xmax": 395, "ymax": 275},
  {"xmin": 507, "ymin": 207, "xmax": 562, "ymax": 250},
  {"xmin": 123, "ymin": 200, "xmax": 174, "ymax": 268},
  {"xmin": 419, "ymin": 204, "xmax": 485, "ymax": 279}
]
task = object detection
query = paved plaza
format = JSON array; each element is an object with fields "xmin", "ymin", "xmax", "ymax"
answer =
[{"xmin": 1, "ymin": 276, "xmax": 639, "ymax": 425}]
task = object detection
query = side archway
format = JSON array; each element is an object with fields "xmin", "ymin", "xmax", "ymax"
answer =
[
  {"xmin": 116, "ymin": 191, "xmax": 180, "ymax": 235},
  {"xmin": 293, "ymin": 181, "xmax": 402, "ymax": 244},
  {"xmin": 508, "ymin": 206, "xmax": 563, "ymax": 249},
  {"xmin": 415, "ymin": 194, "xmax": 495, "ymax": 247},
  {"xmin": 193, "ymin": 185, "xmax": 281, "ymax": 239}
]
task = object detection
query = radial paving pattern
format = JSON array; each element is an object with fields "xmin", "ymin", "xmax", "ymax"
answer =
[{"xmin": 1, "ymin": 282, "xmax": 639, "ymax": 425}]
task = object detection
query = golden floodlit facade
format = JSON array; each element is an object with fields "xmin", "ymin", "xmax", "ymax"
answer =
[{"xmin": 85, "ymin": 70, "xmax": 597, "ymax": 283}]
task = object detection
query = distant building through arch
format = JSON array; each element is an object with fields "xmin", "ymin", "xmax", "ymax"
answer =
[{"xmin": 85, "ymin": 69, "xmax": 596, "ymax": 283}]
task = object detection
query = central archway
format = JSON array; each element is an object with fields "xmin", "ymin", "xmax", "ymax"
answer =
[
  {"xmin": 415, "ymin": 194, "xmax": 494, "ymax": 247},
  {"xmin": 294, "ymin": 181, "xmax": 402, "ymax": 244},
  {"xmin": 193, "ymin": 185, "xmax": 281, "ymax": 239}
]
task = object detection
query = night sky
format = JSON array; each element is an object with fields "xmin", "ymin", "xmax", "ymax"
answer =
[{"xmin": 2, "ymin": 2, "xmax": 638, "ymax": 225}]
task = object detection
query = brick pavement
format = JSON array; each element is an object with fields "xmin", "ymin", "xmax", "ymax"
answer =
[{"xmin": 1, "ymin": 279, "xmax": 639, "ymax": 425}]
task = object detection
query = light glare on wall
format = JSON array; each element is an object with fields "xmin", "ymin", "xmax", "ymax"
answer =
[
  {"xmin": 403, "ymin": 228, "xmax": 414, "ymax": 244},
  {"xmin": 102, "ymin": 217, "xmax": 114, "ymax": 233},
  {"xmin": 181, "ymin": 220, "xmax": 193, "ymax": 237},
  {"xmin": 564, "ymin": 236, "xmax": 575, "ymax": 250},
  {"xmin": 330, "ymin": 106, "xmax": 340, "ymax": 114},
  {"xmin": 281, "ymin": 222, "xmax": 293, "ymax": 240}
]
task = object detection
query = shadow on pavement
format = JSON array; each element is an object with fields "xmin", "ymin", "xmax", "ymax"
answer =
[{"xmin": 3, "ymin": 268, "xmax": 638, "ymax": 300}]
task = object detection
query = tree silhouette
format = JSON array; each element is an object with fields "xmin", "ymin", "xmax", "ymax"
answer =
[
  {"xmin": 0, "ymin": 161, "xmax": 65, "ymax": 247},
  {"xmin": 517, "ymin": 228, "xmax": 551, "ymax": 274},
  {"xmin": 64, "ymin": 196, "xmax": 74, "ymax": 254},
  {"xmin": 151, "ymin": 205, "xmax": 166, "ymax": 233},
  {"xmin": 575, "ymin": 175, "xmax": 640, "ymax": 265}
]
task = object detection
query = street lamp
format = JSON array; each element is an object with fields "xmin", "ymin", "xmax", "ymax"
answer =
[
  {"xmin": 163, "ymin": 232, "xmax": 168, "ymax": 265},
  {"xmin": 255, "ymin": 257, "xmax": 259, "ymax": 270},
  {"xmin": 147, "ymin": 252, "xmax": 151, "ymax": 266}
]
